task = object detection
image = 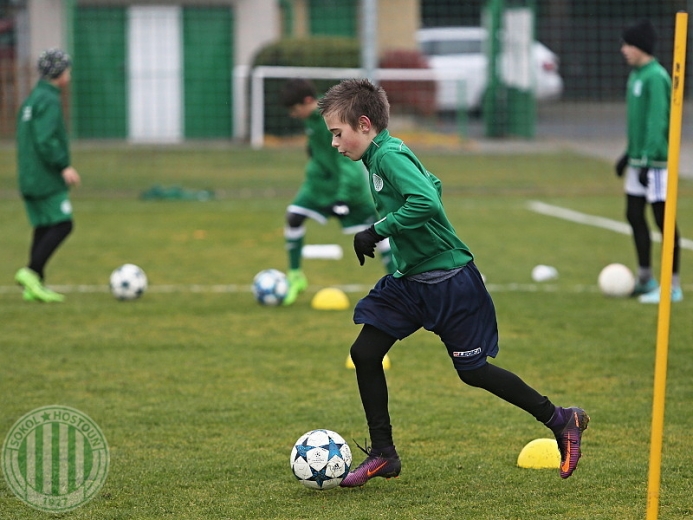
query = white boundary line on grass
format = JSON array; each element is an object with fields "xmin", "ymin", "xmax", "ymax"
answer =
[
  {"xmin": 0, "ymin": 283, "xmax": 599, "ymax": 295},
  {"xmin": 2, "ymin": 283, "xmax": 692, "ymax": 295},
  {"xmin": 528, "ymin": 200, "xmax": 693, "ymax": 251},
  {"xmin": 3, "ymin": 202, "xmax": 691, "ymax": 297}
]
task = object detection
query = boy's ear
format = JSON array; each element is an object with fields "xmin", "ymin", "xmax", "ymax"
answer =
[{"xmin": 358, "ymin": 116, "xmax": 372, "ymax": 132}]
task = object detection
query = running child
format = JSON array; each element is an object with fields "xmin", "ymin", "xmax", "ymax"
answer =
[{"xmin": 317, "ymin": 78, "xmax": 589, "ymax": 487}]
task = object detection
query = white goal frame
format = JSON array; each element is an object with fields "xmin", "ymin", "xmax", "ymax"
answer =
[{"xmin": 233, "ymin": 65, "xmax": 467, "ymax": 148}]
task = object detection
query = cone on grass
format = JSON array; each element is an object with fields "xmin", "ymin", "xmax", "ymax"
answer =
[
  {"xmin": 346, "ymin": 354, "xmax": 391, "ymax": 370},
  {"xmin": 311, "ymin": 287, "xmax": 350, "ymax": 310},
  {"xmin": 517, "ymin": 438, "xmax": 561, "ymax": 469}
]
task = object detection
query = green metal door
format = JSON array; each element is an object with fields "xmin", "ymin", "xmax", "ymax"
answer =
[
  {"xmin": 309, "ymin": 0, "xmax": 357, "ymax": 37},
  {"xmin": 73, "ymin": 7, "xmax": 127, "ymax": 138},
  {"xmin": 183, "ymin": 7, "xmax": 233, "ymax": 138}
]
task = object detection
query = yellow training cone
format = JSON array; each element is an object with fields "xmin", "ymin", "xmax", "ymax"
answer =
[
  {"xmin": 382, "ymin": 354, "xmax": 391, "ymax": 370},
  {"xmin": 311, "ymin": 287, "xmax": 350, "ymax": 310},
  {"xmin": 346, "ymin": 354, "xmax": 391, "ymax": 370},
  {"xmin": 517, "ymin": 438, "xmax": 560, "ymax": 469}
]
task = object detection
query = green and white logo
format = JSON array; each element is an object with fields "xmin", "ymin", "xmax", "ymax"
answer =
[{"xmin": 2, "ymin": 405, "xmax": 109, "ymax": 513}]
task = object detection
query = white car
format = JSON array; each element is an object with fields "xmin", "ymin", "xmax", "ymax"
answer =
[{"xmin": 416, "ymin": 27, "xmax": 563, "ymax": 112}]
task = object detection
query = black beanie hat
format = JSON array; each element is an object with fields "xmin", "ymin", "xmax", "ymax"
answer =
[{"xmin": 622, "ymin": 19, "xmax": 656, "ymax": 55}]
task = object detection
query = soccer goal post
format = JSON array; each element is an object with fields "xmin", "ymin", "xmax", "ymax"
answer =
[{"xmin": 235, "ymin": 65, "xmax": 468, "ymax": 148}]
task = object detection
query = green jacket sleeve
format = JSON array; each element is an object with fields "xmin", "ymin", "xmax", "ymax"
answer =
[
  {"xmin": 33, "ymin": 96, "xmax": 70, "ymax": 171},
  {"xmin": 373, "ymin": 151, "xmax": 442, "ymax": 237},
  {"xmin": 643, "ymin": 71, "xmax": 670, "ymax": 164},
  {"xmin": 334, "ymin": 157, "xmax": 367, "ymax": 203}
]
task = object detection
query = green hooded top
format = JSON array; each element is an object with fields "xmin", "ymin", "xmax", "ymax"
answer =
[
  {"xmin": 361, "ymin": 129, "xmax": 473, "ymax": 277},
  {"xmin": 17, "ymin": 80, "xmax": 71, "ymax": 198},
  {"xmin": 626, "ymin": 58, "xmax": 671, "ymax": 168},
  {"xmin": 301, "ymin": 109, "xmax": 372, "ymax": 208}
]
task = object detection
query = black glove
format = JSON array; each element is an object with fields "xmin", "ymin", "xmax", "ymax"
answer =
[
  {"xmin": 331, "ymin": 201, "xmax": 350, "ymax": 217},
  {"xmin": 638, "ymin": 166, "xmax": 649, "ymax": 187},
  {"xmin": 353, "ymin": 226, "xmax": 385, "ymax": 266},
  {"xmin": 615, "ymin": 154, "xmax": 628, "ymax": 177}
]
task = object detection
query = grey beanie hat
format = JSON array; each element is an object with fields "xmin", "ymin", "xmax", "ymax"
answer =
[{"xmin": 38, "ymin": 48, "xmax": 72, "ymax": 79}]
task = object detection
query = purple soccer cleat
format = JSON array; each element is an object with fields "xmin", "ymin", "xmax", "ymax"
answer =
[
  {"xmin": 554, "ymin": 407, "xmax": 590, "ymax": 479},
  {"xmin": 340, "ymin": 443, "xmax": 401, "ymax": 488}
]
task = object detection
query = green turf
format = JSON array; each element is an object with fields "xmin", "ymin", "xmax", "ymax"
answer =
[{"xmin": 0, "ymin": 145, "xmax": 691, "ymax": 519}]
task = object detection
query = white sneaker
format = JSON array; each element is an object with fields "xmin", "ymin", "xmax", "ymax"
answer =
[{"xmin": 639, "ymin": 287, "xmax": 683, "ymax": 304}]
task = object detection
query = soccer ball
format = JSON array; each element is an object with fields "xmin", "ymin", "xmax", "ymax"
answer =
[
  {"xmin": 290, "ymin": 429, "xmax": 352, "ymax": 490},
  {"xmin": 110, "ymin": 264, "xmax": 148, "ymax": 300},
  {"xmin": 598, "ymin": 263, "xmax": 635, "ymax": 297},
  {"xmin": 531, "ymin": 264, "xmax": 558, "ymax": 282},
  {"xmin": 252, "ymin": 269, "xmax": 288, "ymax": 306}
]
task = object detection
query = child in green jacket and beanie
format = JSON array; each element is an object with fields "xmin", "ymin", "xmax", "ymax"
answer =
[{"xmin": 15, "ymin": 48, "xmax": 81, "ymax": 302}]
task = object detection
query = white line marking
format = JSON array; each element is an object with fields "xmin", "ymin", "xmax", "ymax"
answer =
[
  {"xmin": 3, "ymin": 203, "xmax": 692, "ymax": 298},
  {"xmin": 2, "ymin": 282, "xmax": 692, "ymax": 296},
  {"xmin": 528, "ymin": 200, "xmax": 693, "ymax": 251}
]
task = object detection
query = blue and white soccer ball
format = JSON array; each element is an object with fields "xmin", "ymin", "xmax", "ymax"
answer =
[
  {"xmin": 252, "ymin": 269, "xmax": 288, "ymax": 306},
  {"xmin": 290, "ymin": 429, "xmax": 352, "ymax": 490},
  {"xmin": 109, "ymin": 263, "xmax": 148, "ymax": 300}
]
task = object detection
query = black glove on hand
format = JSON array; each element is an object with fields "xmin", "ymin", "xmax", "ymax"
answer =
[
  {"xmin": 331, "ymin": 201, "xmax": 350, "ymax": 217},
  {"xmin": 638, "ymin": 166, "xmax": 649, "ymax": 187},
  {"xmin": 353, "ymin": 226, "xmax": 385, "ymax": 266},
  {"xmin": 615, "ymin": 154, "xmax": 628, "ymax": 177}
]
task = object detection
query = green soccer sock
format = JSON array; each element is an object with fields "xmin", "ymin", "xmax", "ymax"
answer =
[
  {"xmin": 286, "ymin": 236, "xmax": 303, "ymax": 270},
  {"xmin": 285, "ymin": 226, "xmax": 306, "ymax": 271}
]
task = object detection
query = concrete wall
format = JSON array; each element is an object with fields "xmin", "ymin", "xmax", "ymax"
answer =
[
  {"xmin": 285, "ymin": 0, "xmax": 420, "ymax": 54},
  {"xmin": 377, "ymin": 0, "xmax": 418, "ymax": 53},
  {"xmin": 24, "ymin": 0, "xmax": 278, "ymax": 69}
]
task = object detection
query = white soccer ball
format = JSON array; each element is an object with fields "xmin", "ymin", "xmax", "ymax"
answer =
[
  {"xmin": 110, "ymin": 264, "xmax": 148, "ymax": 300},
  {"xmin": 252, "ymin": 269, "xmax": 289, "ymax": 306},
  {"xmin": 598, "ymin": 263, "xmax": 635, "ymax": 297},
  {"xmin": 290, "ymin": 429, "xmax": 352, "ymax": 490},
  {"xmin": 531, "ymin": 264, "xmax": 558, "ymax": 282}
]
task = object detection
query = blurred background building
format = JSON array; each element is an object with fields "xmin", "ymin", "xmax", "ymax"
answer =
[{"xmin": 0, "ymin": 0, "xmax": 690, "ymax": 145}]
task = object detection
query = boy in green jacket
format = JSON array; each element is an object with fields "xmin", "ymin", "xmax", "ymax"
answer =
[
  {"xmin": 318, "ymin": 79, "xmax": 589, "ymax": 487},
  {"xmin": 279, "ymin": 79, "xmax": 394, "ymax": 305},
  {"xmin": 614, "ymin": 19, "xmax": 682, "ymax": 303},
  {"xmin": 15, "ymin": 49, "xmax": 80, "ymax": 302}
]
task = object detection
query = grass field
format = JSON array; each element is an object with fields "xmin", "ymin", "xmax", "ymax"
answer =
[{"xmin": 0, "ymin": 144, "xmax": 692, "ymax": 519}]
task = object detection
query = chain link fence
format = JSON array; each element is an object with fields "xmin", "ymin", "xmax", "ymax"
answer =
[{"xmin": 0, "ymin": 0, "xmax": 690, "ymax": 144}]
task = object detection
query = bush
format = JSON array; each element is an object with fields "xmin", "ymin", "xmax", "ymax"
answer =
[
  {"xmin": 379, "ymin": 49, "xmax": 436, "ymax": 117},
  {"xmin": 251, "ymin": 37, "xmax": 360, "ymax": 136},
  {"xmin": 252, "ymin": 37, "xmax": 360, "ymax": 68}
]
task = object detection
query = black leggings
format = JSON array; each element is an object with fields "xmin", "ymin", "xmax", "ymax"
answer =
[
  {"xmin": 29, "ymin": 220, "xmax": 73, "ymax": 280},
  {"xmin": 349, "ymin": 324, "xmax": 555, "ymax": 449},
  {"xmin": 626, "ymin": 195, "xmax": 680, "ymax": 273}
]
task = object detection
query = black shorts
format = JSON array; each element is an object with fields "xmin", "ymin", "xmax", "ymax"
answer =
[{"xmin": 353, "ymin": 262, "xmax": 499, "ymax": 370}]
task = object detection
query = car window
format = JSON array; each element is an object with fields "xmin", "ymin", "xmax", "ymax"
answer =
[{"xmin": 420, "ymin": 39, "xmax": 483, "ymax": 56}]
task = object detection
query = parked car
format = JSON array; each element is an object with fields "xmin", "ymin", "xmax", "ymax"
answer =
[{"xmin": 416, "ymin": 26, "xmax": 563, "ymax": 112}]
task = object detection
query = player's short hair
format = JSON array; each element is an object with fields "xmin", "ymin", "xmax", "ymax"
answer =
[
  {"xmin": 318, "ymin": 79, "xmax": 389, "ymax": 133},
  {"xmin": 280, "ymin": 78, "xmax": 317, "ymax": 108}
]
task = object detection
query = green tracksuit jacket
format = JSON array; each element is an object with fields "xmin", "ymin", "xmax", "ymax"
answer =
[
  {"xmin": 361, "ymin": 129, "xmax": 474, "ymax": 277},
  {"xmin": 626, "ymin": 58, "xmax": 671, "ymax": 169},
  {"xmin": 17, "ymin": 80, "xmax": 70, "ymax": 199}
]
